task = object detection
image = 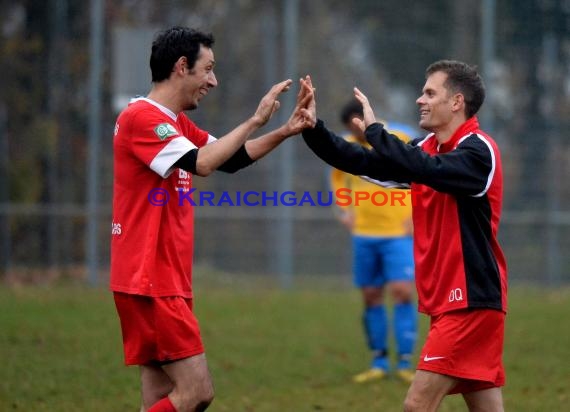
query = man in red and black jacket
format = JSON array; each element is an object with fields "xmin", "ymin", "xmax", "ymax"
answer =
[{"xmin": 300, "ymin": 61, "xmax": 507, "ymax": 412}]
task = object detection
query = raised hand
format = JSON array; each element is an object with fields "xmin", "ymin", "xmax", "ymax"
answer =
[
  {"xmin": 282, "ymin": 76, "xmax": 317, "ymax": 135},
  {"xmin": 353, "ymin": 87, "xmax": 377, "ymax": 132},
  {"xmin": 300, "ymin": 75, "xmax": 316, "ymax": 126},
  {"xmin": 288, "ymin": 75, "xmax": 317, "ymax": 128},
  {"xmin": 252, "ymin": 79, "xmax": 293, "ymax": 127}
]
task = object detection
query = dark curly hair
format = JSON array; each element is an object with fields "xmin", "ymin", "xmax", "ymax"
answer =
[{"xmin": 150, "ymin": 26, "xmax": 215, "ymax": 82}]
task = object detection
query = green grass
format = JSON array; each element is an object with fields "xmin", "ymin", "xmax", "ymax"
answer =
[{"xmin": 1, "ymin": 274, "xmax": 569, "ymax": 411}]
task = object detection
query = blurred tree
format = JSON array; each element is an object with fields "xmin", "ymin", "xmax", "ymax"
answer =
[{"xmin": 0, "ymin": 0, "xmax": 569, "ymax": 279}]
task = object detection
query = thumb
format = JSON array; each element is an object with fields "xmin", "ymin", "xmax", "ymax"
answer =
[{"xmin": 352, "ymin": 117, "xmax": 365, "ymax": 133}]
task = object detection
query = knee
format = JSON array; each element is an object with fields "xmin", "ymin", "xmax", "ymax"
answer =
[
  {"xmin": 193, "ymin": 393, "xmax": 214, "ymax": 412},
  {"xmin": 196, "ymin": 386, "xmax": 214, "ymax": 410},
  {"xmin": 390, "ymin": 283, "xmax": 414, "ymax": 304},
  {"xmin": 177, "ymin": 384, "xmax": 214, "ymax": 411},
  {"xmin": 403, "ymin": 390, "xmax": 442, "ymax": 412},
  {"xmin": 362, "ymin": 287, "xmax": 383, "ymax": 306},
  {"xmin": 403, "ymin": 394, "xmax": 422, "ymax": 412}
]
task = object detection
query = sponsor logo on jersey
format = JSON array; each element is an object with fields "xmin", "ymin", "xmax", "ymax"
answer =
[{"xmin": 154, "ymin": 123, "xmax": 178, "ymax": 140}]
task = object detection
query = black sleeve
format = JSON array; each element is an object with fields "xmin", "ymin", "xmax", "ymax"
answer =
[
  {"xmin": 216, "ymin": 144, "xmax": 254, "ymax": 173},
  {"xmin": 364, "ymin": 123, "xmax": 494, "ymax": 196},
  {"xmin": 172, "ymin": 145, "xmax": 254, "ymax": 175},
  {"xmin": 173, "ymin": 148, "xmax": 198, "ymax": 174},
  {"xmin": 301, "ymin": 119, "xmax": 412, "ymax": 184}
]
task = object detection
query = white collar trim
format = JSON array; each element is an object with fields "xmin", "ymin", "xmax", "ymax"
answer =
[{"xmin": 130, "ymin": 97, "xmax": 178, "ymax": 121}]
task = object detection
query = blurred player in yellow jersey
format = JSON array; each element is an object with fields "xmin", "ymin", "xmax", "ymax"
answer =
[{"xmin": 331, "ymin": 99, "xmax": 417, "ymax": 384}]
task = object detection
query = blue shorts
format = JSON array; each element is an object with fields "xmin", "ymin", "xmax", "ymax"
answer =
[{"xmin": 352, "ymin": 235, "xmax": 414, "ymax": 288}]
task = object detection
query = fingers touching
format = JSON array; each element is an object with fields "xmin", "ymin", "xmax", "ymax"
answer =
[
  {"xmin": 298, "ymin": 75, "xmax": 316, "ymax": 127},
  {"xmin": 255, "ymin": 78, "xmax": 376, "ymax": 134}
]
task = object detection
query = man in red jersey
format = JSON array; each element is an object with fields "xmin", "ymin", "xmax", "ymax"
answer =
[
  {"xmin": 111, "ymin": 26, "xmax": 312, "ymax": 412},
  {"xmin": 300, "ymin": 61, "xmax": 507, "ymax": 412}
]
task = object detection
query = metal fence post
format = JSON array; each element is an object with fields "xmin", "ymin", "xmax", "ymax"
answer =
[{"xmin": 86, "ymin": 0, "xmax": 104, "ymax": 286}]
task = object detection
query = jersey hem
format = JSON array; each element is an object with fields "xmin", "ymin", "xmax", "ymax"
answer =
[
  {"xmin": 417, "ymin": 364, "xmax": 500, "ymax": 384},
  {"xmin": 110, "ymin": 285, "xmax": 193, "ymax": 299},
  {"xmin": 419, "ymin": 306, "xmax": 506, "ymax": 317},
  {"xmin": 125, "ymin": 345, "xmax": 205, "ymax": 366}
]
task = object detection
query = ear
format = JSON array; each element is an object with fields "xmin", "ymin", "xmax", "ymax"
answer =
[
  {"xmin": 174, "ymin": 56, "xmax": 188, "ymax": 75},
  {"xmin": 451, "ymin": 93, "xmax": 464, "ymax": 113}
]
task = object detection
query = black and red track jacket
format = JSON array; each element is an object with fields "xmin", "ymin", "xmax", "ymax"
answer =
[{"xmin": 302, "ymin": 116, "xmax": 507, "ymax": 316}]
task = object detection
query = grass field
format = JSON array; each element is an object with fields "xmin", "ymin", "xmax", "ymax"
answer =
[{"xmin": 1, "ymin": 272, "xmax": 569, "ymax": 411}]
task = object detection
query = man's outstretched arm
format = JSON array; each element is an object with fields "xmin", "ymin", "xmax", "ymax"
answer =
[
  {"xmin": 300, "ymin": 76, "xmax": 411, "ymax": 184},
  {"xmin": 302, "ymin": 120, "xmax": 381, "ymax": 176},
  {"xmin": 175, "ymin": 77, "xmax": 315, "ymax": 175}
]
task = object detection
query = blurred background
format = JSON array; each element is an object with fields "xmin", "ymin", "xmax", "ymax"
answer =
[{"xmin": 1, "ymin": 0, "xmax": 569, "ymax": 287}]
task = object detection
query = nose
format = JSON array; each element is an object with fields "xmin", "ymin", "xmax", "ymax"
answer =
[
  {"xmin": 208, "ymin": 71, "xmax": 218, "ymax": 88},
  {"xmin": 416, "ymin": 95, "xmax": 424, "ymax": 106}
]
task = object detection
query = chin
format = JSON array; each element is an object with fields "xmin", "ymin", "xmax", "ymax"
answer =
[{"xmin": 419, "ymin": 119, "xmax": 431, "ymax": 128}]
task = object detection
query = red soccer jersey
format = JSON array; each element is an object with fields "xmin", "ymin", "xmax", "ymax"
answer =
[
  {"xmin": 410, "ymin": 118, "xmax": 507, "ymax": 315},
  {"xmin": 302, "ymin": 116, "xmax": 508, "ymax": 316},
  {"xmin": 111, "ymin": 98, "xmax": 209, "ymax": 298}
]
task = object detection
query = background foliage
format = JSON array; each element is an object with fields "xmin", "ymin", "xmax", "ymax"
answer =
[{"xmin": 0, "ymin": 0, "xmax": 569, "ymax": 282}]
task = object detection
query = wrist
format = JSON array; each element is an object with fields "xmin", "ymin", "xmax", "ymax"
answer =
[
  {"xmin": 249, "ymin": 114, "xmax": 265, "ymax": 129},
  {"xmin": 276, "ymin": 124, "xmax": 293, "ymax": 139}
]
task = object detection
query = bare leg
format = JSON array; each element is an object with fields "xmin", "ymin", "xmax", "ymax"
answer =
[
  {"xmin": 463, "ymin": 387, "xmax": 504, "ymax": 412},
  {"xmin": 387, "ymin": 280, "xmax": 415, "ymax": 304},
  {"xmin": 403, "ymin": 370, "xmax": 457, "ymax": 412},
  {"xmin": 161, "ymin": 354, "xmax": 214, "ymax": 412},
  {"xmin": 140, "ymin": 364, "xmax": 174, "ymax": 411},
  {"xmin": 140, "ymin": 354, "xmax": 214, "ymax": 412},
  {"xmin": 362, "ymin": 285, "xmax": 384, "ymax": 306}
]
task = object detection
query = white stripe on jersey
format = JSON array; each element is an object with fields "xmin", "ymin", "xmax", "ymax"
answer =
[
  {"xmin": 461, "ymin": 133, "xmax": 496, "ymax": 198},
  {"xmin": 358, "ymin": 135, "xmax": 432, "ymax": 189},
  {"xmin": 206, "ymin": 134, "xmax": 217, "ymax": 144},
  {"xmin": 359, "ymin": 175, "xmax": 411, "ymax": 189},
  {"xmin": 150, "ymin": 136, "xmax": 198, "ymax": 178},
  {"xmin": 416, "ymin": 133, "xmax": 434, "ymax": 147}
]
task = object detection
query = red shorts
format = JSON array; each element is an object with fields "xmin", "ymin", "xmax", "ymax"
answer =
[
  {"xmin": 417, "ymin": 308, "xmax": 505, "ymax": 394},
  {"xmin": 113, "ymin": 293, "xmax": 205, "ymax": 365}
]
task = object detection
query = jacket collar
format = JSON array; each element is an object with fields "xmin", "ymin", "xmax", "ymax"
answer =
[{"xmin": 438, "ymin": 116, "xmax": 480, "ymax": 152}]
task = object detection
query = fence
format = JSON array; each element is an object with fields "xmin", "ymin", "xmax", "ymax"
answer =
[{"xmin": 1, "ymin": 0, "xmax": 569, "ymax": 285}]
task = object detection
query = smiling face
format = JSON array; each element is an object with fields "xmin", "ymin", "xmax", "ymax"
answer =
[
  {"xmin": 183, "ymin": 45, "xmax": 218, "ymax": 110},
  {"xmin": 415, "ymin": 71, "xmax": 457, "ymax": 133}
]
